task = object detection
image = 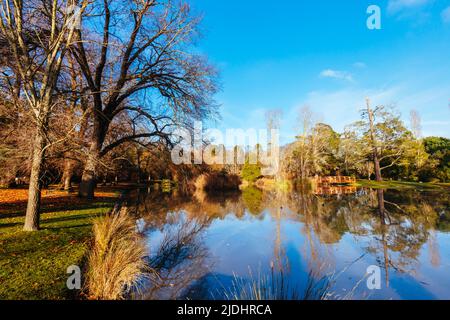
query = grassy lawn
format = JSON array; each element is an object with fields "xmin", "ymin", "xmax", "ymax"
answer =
[
  {"xmin": 354, "ymin": 179, "xmax": 450, "ymax": 190},
  {"xmin": 0, "ymin": 187, "xmax": 119, "ymax": 300}
]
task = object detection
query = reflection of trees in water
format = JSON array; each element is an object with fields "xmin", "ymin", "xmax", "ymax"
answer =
[
  {"xmin": 287, "ymin": 188, "xmax": 447, "ymax": 276},
  {"xmin": 277, "ymin": 188, "xmax": 448, "ymax": 288},
  {"xmin": 128, "ymin": 186, "xmax": 448, "ymax": 297},
  {"xmin": 142, "ymin": 215, "xmax": 212, "ymax": 300},
  {"xmin": 287, "ymin": 187, "xmax": 446, "ymax": 279},
  {"xmin": 287, "ymin": 189, "xmax": 444, "ymax": 278},
  {"xmin": 366, "ymin": 189, "xmax": 447, "ymax": 281},
  {"xmin": 241, "ymin": 187, "xmax": 264, "ymax": 215},
  {"xmin": 129, "ymin": 188, "xmax": 247, "ymax": 228}
]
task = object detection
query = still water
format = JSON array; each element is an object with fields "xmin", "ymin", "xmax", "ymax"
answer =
[{"xmin": 126, "ymin": 185, "xmax": 450, "ymax": 300}]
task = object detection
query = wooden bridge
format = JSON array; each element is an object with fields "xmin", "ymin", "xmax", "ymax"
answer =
[{"xmin": 313, "ymin": 176, "xmax": 356, "ymax": 185}]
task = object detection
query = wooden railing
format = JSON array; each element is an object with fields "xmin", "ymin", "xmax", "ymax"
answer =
[{"xmin": 313, "ymin": 176, "xmax": 356, "ymax": 185}]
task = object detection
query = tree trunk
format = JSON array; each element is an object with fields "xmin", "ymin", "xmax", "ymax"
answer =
[
  {"xmin": 79, "ymin": 148, "xmax": 99, "ymax": 200},
  {"xmin": 23, "ymin": 130, "xmax": 46, "ymax": 231},
  {"xmin": 79, "ymin": 114, "xmax": 107, "ymax": 199},
  {"xmin": 61, "ymin": 156, "xmax": 74, "ymax": 191},
  {"xmin": 373, "ymin": 154, "xmax": 382, "ymax": 182},
  {"xmin": 63, "ymin": 171, "xmax": 72, "ymax": 191},
  {"xmin": 366, "ymin": 98, "xmax": 383, "ymax": 182}
]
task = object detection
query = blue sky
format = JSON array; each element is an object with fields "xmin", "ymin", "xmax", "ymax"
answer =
[{"xmin": 190, "ymin": 0, "xmax": 450, "ymax": 144}]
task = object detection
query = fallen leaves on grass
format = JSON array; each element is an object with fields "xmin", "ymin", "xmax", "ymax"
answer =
[
  {"xmin": 0, "ymin": 189, "xmax": 64, "ymax": 204},
  {"xmin": 0, "ymin": 188, "xmax": 117, "ymax": 215}
]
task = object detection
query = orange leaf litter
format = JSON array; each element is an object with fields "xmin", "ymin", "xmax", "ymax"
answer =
[{"xmin": 0, "ymin": 189, "xmax": 116, "ymax": 205}]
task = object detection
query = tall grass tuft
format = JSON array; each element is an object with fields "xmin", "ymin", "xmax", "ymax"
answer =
[
  {"xmin": 85, "ymin": 207, "xmax": 150, "ymax": 300},
  {"xmin": 221, "ymin": 266, "xmax": 333, "ymax": 301},
  {"xmin": 220, "ymin": 256, "xmax": 370, "ymax": 300}
]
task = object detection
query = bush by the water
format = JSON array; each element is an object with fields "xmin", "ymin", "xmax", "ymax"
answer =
[
  {"xmin": 241, "ymin": 162, "xmax": 262, "ymax": 183},
  {"xmin": 195, "ymin": 171, "xmax": 241, "ymax": 192}
]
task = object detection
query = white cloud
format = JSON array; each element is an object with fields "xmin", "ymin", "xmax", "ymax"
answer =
[
  {"xmin": 387, "ymin": 0, "xmax": 432, "ymax": 14},
  {"xmin": 319, "ymin": 69, "xmax": 354, "ymax": 82},
  {"xmin": 353, "ymin": 62, "xmax": 367, "ymax": 68},
  {"xmin": 441, "ymin": 6, "xmax": 450, "ymax": 23}
]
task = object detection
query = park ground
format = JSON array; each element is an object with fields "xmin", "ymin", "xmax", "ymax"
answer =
[{"xmin": 0, "ymin": 187, "xmax": 120, "ymax": 300}]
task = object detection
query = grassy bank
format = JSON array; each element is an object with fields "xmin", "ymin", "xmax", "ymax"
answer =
[
  {"xmin": 354, "ymin": 179, "xmax": 450, "ymax": 190},
  {"xmin": 0, "ymin": 187, "xmax": 119, "ymax": 300}
]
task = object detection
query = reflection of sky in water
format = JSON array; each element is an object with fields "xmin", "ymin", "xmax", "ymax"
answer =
[{"xmin": 141, "ymin": 188, "xmax": 450, "ymax": 300}]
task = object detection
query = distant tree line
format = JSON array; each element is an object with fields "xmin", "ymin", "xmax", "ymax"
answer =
[{"xmin": 282, "ymin": 102, "xmax": 449, "ymax": 183}]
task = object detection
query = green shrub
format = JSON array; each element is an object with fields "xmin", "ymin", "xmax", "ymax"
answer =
[{"xmin": 241, "ymin": 162, "xmax": 261, "ymax": 183}]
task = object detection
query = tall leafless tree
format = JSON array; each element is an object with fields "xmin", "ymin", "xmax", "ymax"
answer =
[
  {"xmin": 71, "ymin": 0, "xmax": 218, "ymax": 199},
  {"xmin": 410, "ymin": 109, "xmax": 422, "ymax": 139},
  {"xmin": 0, "ymin": 0, "xmax": 87, "ymax": 230},
  {"xmin": 364, "ymin": 98, "xmax": 383, "ymax": 181}
]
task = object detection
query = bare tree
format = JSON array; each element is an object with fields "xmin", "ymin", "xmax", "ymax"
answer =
[
  {"xmin": 71, "ymin": 0, "xmax": 218, "ymax": 199},
  {"xmin": 295, "ymin": 106, "xmax": 314, "ymax": 180},
  {"xmin": 364, "ymin": 98, "xmax": 382, "ymax": 181},
  {"xmin": 410, "ymin": 109, "xmax": 422, "ymax": 139},
  {"xmin": 57, "ymin": 52, "xmax": 90, "ymax": 191},
  {"xmin": 265, "ymin": 108, "xmax": 282, "ymax": 179},
  {"xmin": 0, "ymin": 0, "xmax": 87, "ymax": 230}
]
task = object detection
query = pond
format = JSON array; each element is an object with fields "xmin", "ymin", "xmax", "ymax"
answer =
[{"xmin": 126, "ymin": 185, "xmax": 450, "ymax": 300}]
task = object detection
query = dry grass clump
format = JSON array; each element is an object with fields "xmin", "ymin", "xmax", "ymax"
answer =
[
  {"xmin": 85, "ymin": 207, "xmax": 150, "ymax": 300},
  {"xmin": 222, "ymin": 266, "xmax": 332, "ymax": 301}
]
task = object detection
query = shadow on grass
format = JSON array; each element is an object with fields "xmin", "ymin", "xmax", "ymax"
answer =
[
  {"xmin": 0, "ymin": 193, "xmax": 118, "ymax": 299},
  {"xmin": 43, "ymin": 223, "xmax": 93, "ymax": 230},
  {"xmin": 0, "ymin": 213, "xmax": 104, "ymax": 230},
  {"xmin": 0, "ymin": 196, "xmax": 115, "ymax": 220}
]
